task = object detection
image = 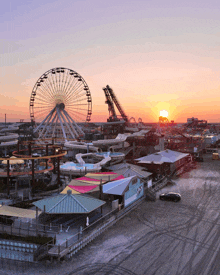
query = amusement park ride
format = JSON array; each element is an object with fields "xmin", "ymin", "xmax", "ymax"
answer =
[
  {"xmin": 103, "ymin": 85, "xmax": 128, "ymax": 123},
  {"xmin": 30, "ymin": 67, "xmax": 92, "ymax": 142}
]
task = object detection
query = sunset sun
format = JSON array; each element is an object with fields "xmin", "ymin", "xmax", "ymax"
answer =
[{"xmin": 160, "ymin": 110, "xmax": 168, "ymax": 118}]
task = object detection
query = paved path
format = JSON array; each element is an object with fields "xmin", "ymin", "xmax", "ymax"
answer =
[{"xmin": 2, "ymin": 153, "xmax": 220, "ymax": 275}]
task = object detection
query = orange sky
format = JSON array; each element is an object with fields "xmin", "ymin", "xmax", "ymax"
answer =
[{"xmin": 1, "ymin": 1, "xmax": 220, "ymax": 123}]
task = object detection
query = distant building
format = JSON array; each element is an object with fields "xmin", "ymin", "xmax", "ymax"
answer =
[{"xmin": 187, "ymin": 117, "xmax": 207, "ymax": 128}]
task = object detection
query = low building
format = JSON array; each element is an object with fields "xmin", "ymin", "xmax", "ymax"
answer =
[
  {"xmin": 136, "ymin": 149, "xmax": 190, "ymax": 176},
  {"xmin": 107, "ymin": 162, "xmax": 152, "ymax": 188},
  {"xmin": 102, "ymin": 175, "xmax": 144, "ymax": 207}
]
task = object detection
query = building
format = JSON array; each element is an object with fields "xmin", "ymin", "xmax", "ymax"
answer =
[
  {"xmin": 102, "ymin": 175, "xmax": 144, "ymax": 207},
  {"xmin": 107, "ymin": 162, "xmax": 152, "ymax": 188},
  {"xmin": 136, "ymin": 149, "xmax": 190, "ymax": 176}
]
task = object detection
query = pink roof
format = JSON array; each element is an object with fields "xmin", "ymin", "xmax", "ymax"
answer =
[{"xmin": 69, "ymin": 185, "xmax": 98, "ymax": 193}]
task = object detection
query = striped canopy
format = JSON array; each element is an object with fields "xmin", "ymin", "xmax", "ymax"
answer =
[{"xmin": 63, "ymin": 172, "xmax": 125, "ymax": 195}]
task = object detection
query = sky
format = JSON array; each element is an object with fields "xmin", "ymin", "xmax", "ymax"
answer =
[{"xmin": 1, "ymin": 0, "xmax": 220, "ymax": 123}]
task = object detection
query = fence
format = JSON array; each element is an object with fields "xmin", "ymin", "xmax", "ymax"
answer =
[
  {"xmin": 0, "ymin": 218, "xmax": 58, "ymax": 239},
  {"xmin": 45, "ymin": 195, "xmax": 146, "ymax": 260}
]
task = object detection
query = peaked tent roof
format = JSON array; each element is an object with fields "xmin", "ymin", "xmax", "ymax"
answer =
[
  {"xmin": 33, "ymin": 192, "xmax": 106, "ymax": 214},
  {"xmin": 75, "ymin": 176, "xmax": 104, "ymax": 184},
  {"xmin": 102, "ymin": 176, "xmax": 136, "ymax": 195},
  {"xmin": 136, "ymin": 149, "xmax": 189, "ymax": 164},
  {"xmin": 68, "ymin": 185, "xmax": 98, "ymax": 193},
  {"xmin": 68, "ymin": 179, "xmax": 99, "ymax": 186}
]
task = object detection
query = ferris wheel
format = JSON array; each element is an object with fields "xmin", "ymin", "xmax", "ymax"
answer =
[{"xmin": 30, "ymin": 67, "xmax": 92, "ymax": 141}]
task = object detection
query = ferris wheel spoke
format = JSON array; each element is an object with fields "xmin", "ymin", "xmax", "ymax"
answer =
[
  {"xmin": 69, "ymin": 88, "xmax": 86, "ymax": 100},
  {"xmin": 66, "ymin": 99, "xmax": 88, "ymax": 106},
  {"xmin": 68, "ymin": 84, "xmax": 85, "ymax": 100},
  {"xmin": 68, "ymin": 110, "xmax": 86, "ymax": 121},
  {"xmin": 40, "ymin": 78, "xmax": 57, "ymax": 102},
  {"xmin": 35, "ymin": 91, "xmax": 54, "ymax": 105},
  {"xmin": 66, "ymin": 105, "xmax": 88, "ymax": 109},
  {"xmin": 33, "ymin": 105, "xmax": 54, "ymax": 109},
  {"xmin": 61, "ymin": 70, "xmax": 67, "ymax": 95},
  {"xmin": 34, "ymin": 103, "xmax": 54, "ymax": 109},
  {"xmin": 67, "ymin": 83, "xmax": 85, "ymax": 98},
  {"xmin": 62, "ymin": 71, "xmax": 71, "ymax": 99},
  {"xmin": 67, "ymin": 80, "xmax": 84, "ymax": 98},
  {"xmin": 35, "ymin": 84, "xmax": 55, "ymax": 101},
  {"xmin": 34, "ymin": 107, "xmax": 52, "ymax": 115},
  {"xmin": 65, "ymin": 86, "xmax": 85, "ymax": 103},
  {"xmin": 68, "ymin": 106, "xmax": 88, "ymax": 114},
  {"xmin": 65, "ymin": 75, "xmax": 83, "ymax": 98},
  {"xmin": 59, "ymin": 71, "xmax": 66, "ymax": 98},
  {"xmin": 55, "ymin": 72, "xmax": 60, "ymax": 94},
  {"xmin": 34, "ymin": 96, "xmax": 53, "ymax": 105},
  {"xmin": 63, "ymin": 71, "xmax": 73, "ymax": 97},
  {"xmin": 46, "ymin": 74, "xmax": 58, "ymax": 99},
  {"xmin": 50, "ymin": 73, "xmax": 58, "ymax": 99},
  {"xmin": 64, "ymin": 78, "xmax": 80, "ymax": 101},
  {"xmin": 34, "ymin": 99, "xmax": 54, "ymax": 106},
  {"xmin": 67, "ymin": 93, "xmax": 88, "ymax": 104},
  {"xmin": 37, "ymin": 77, "xmax": 56, "ymax": 98},
  {"xmin": 34, "ymin": 110, "xmax": 52, "ymax": 120},
  {"xmin": 68, "ymin": 107, "xmax": 88, "ymax": 112}
]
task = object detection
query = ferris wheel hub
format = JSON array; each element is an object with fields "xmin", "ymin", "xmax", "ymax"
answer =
[{"xmin": 56, "ymin": 103, "xmax": 65, "ymax": 110}]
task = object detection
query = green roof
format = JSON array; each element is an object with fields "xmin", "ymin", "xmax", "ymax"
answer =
[{"xmin": 33, "ymin": 191, "xmax": 105, "ymax": 214}]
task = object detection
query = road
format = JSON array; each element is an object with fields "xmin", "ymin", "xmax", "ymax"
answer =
[{"xmin": 1, "ymin": 153, "xmax": 220, "ymax": 275}]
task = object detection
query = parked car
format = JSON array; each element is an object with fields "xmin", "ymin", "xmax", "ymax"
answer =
[{"xmin": 159, "ymin": 192, "xmax": 181, "ymax": 202}]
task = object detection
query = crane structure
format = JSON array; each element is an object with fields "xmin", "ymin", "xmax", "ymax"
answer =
[{"xmin": 103, "ymin": 85, "xmax": 128, "ymax": 123}]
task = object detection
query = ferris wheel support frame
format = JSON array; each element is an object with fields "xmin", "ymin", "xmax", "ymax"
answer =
[
  {"xmin": 42, "ymin": 112, "xmax": 58, "ymax": 139},
  {"xmin": 38, "ymin": 108, "xmax": 56, "ymax": 139},
  {"xmin": 34, "ymin": 107, "xmax": 56, "ymax": 133},
  {"xmin": 63, "ymin": 109, "xmax": 84, "ymax": 136},
  {"xmin": 56, "ymin": 107, "xmax": 67, "ymax": 141},
  {"xmin": 62, "ymin": 110, "xmax": 79, "ymax": 137},
  {"xmin": 59, "ymin": 110, "xmax": 77, "ymax": 138}
]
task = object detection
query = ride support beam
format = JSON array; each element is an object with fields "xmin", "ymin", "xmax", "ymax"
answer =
[
  {"xmin": 17, "ymin": 141, "xmax": 20, "ymax": 154},
  {"xmin": 62, "ymin": 109, "xmax": 79, "ymax": 138},
  {"xmin": 133, "ymin": 141, "xmax": 136, "ymax": 157},
  {"xmin": 57, "ymin": 156, "xmax": 60, "ymax": 186},
  {"xmin": 46, "ymin": 145, "xmax": 49, "ymax": 169},
  {"xmin": 34, "ymin": 106, "xmax": 56, "ymax": 133},
  {"xmin": 59, "ymin": 110, "xmax": 76, "ymax": 139},
  {"xmin": 7, "ymin": 160, "xmax": 10, "ymax": 197},
  {"xmin": 56, "ymin": 107, "xmax": 67, "ymax": 142},
  {"xmin": 28, "ymin": 143, "xmax": 32, "ymax": 156},
  {"xmin": 32, "ymin": 159, "xmax": 35, "ymax": 188},
  {"xmin": 42, "ymin": 111, "xmax": 57, "ymax": 139},
  {"xmin": 53, "ymin": 147, "xmax": 56, "ymax": 173}
]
